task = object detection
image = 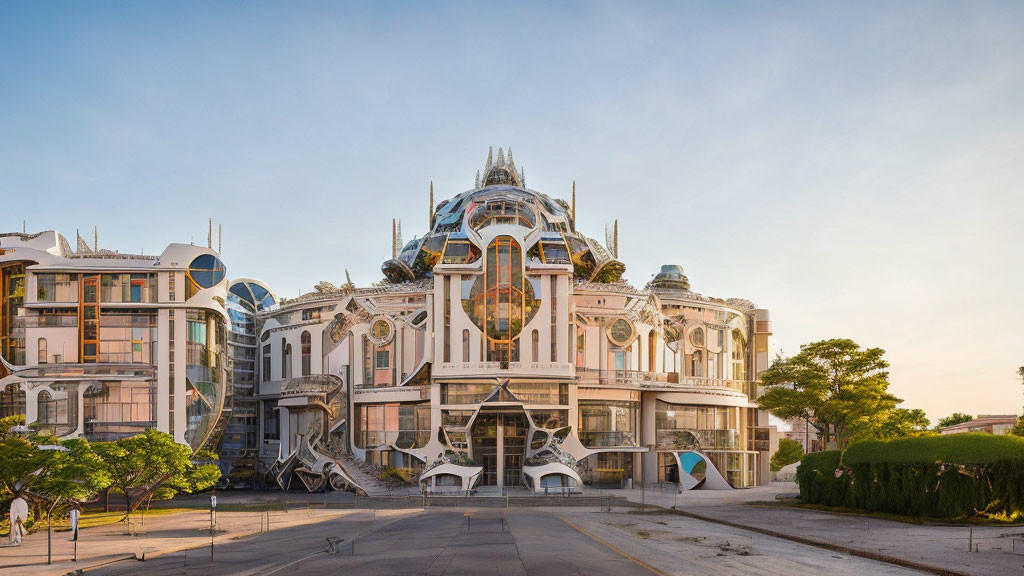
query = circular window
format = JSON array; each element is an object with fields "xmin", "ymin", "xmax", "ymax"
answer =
[
  {"xmin": 369, "ymin": 318, "xmax": 393, "ymax": 345},
  {"xmin": 607, "ymin": 318, "xmax": 634, "ymax": 347},
  {"xmin": 187, "ymin": 254, "xmax": 226, "ymax": 291}
]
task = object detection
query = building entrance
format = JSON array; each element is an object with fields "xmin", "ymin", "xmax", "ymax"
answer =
[{"xmin": 471, "ymin": 411, "xmax": 527, "ymax": 487}]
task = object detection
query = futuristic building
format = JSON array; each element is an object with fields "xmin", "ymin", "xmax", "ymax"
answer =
[
  {"xmin": 258, "ymin": 148, "xmax": 777, "ymax": 494},
  {"xmin": 1, "ymin": 149, "xmax": 776, "ymax": 493},
  {"xmin": 220, "ymin": 279, "xmax": 277, "ymax": 481},
  {"xmin": 0, "ymin": 229, "xmax": 233, "ymax": 454}
]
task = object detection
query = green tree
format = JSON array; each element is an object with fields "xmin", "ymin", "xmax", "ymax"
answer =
[
  {"xmin": 935, "ymin": 412, "xmax": 973, "ymax": 430},
  {"xmin": 94, "ymin": 428, "xmax": 220, "ymax": 520},
  {"xmin": 871, "ymin": 408, "xmax": 933, "ymax": 440},
  {"xmin": 758, "ymin": 339, "xmax": 901, "ymax": 450},
  {"xmin": 770, "ymin": 438, "xmax": 804, "ymax": 471}
]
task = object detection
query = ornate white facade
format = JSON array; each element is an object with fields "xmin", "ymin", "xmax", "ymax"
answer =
[
  {"xmin": 0, "ymin": 150, "xmax": 776, "ymax": 493},
  {"xmin": 258, "ymin": 149, "xmax": 777, "ymax": 493}
]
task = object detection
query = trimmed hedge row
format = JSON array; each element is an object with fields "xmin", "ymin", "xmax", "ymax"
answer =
[{"xmin": 796, "ymin": 434, "xmax": 1024, "ymax": 518}]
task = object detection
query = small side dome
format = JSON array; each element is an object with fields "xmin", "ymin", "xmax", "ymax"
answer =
[{"xmin": 649, "ymin": 264, "xmax": 690, "ymax": 291}]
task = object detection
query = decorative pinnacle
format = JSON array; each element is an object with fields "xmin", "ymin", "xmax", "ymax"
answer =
[{"xmin": 429, "ymin": 181, "xmax": 434, "ymax": 228}]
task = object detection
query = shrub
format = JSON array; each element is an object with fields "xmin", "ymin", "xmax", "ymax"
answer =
[
  {"xmin": 771, "ymin": 438, "xmax": 804, "ymax": 472},
  {"xmin": 797, "ymin": 434, "xmax": 1024, "ymax": 519},
  {"xmin": 378, "ymin": 467, "xmax": 414, "ymax": 485}
]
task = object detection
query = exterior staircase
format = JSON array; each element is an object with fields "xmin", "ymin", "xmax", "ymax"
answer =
[{"xmin": 338, "ymin": 454, "xmax": 396, "ymax": 497}]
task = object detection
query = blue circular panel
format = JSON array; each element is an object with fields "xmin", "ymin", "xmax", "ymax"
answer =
[{"xmin": 188, "ymin": 254, "xmax": 226, "ymax": 289}]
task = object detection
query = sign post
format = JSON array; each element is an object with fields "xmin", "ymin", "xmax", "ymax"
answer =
[
  {"xmin": 210, "ymin": 492, "xmax": 217, "ymax": 561},
  {"xmin": 69, "ymin": 509, "xmax": 80, "ymax": 562}
]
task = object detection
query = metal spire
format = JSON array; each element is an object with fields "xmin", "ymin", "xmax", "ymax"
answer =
[
  {"xmin": 613, "ymin": 219, "xmax": 619, "ymax": 259},
  {"xmin": 496, "ymin": 147, "xmax": 505, "ymax": 169},
  {"xmin": 429, "ymin": 181, "xmax": 434, "ymax": 228},
  {"xmin": 218, "ymin": 224, "xmax": 222, "ymax": 254},
  {"xmin": 207, "ymin": 218, "xmax": 212, "ymax": 249},
  {"xmin": 391, "ymin": 219, "xmax": 397, "ymax": 258},
  {"xmin": 572, "ymin": 181, "xmax": 576, "ymax": 222},
  {"xmin": 93, "ymin": 226, "xmax": 98, "ymax": 252}
]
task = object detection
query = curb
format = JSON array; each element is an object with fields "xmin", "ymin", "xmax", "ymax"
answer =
[{"xmin": 666, "ymin": 506, "xmax": 973, "ymax": 576}]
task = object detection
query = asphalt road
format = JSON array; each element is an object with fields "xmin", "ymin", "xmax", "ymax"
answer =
[{"xmin": 87, "ymin": 508, "xmax": 657, "ymax": 576}]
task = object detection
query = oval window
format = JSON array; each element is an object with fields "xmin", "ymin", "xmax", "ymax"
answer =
[
  {"xmin": 608, "ymin": 318, "xmax": 634, "ymax": 347},
  {"xmin": 370, "ymin": 318, "xmax": 392, "ymax": 344}
]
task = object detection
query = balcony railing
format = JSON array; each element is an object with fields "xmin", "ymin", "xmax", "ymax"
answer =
[
  {"xmin": 357, "ymin": 430, "xmax": 430, "ymax": 450},
  {"xmin": 20, "ymin": 315, "xmax": 78, "ymax": 328},
  {"xmin": 656, "ymin": 428, "xmax": 740, "ymax": 450},
  {"xmin": 579, "ymin": 431, "xmax": 637, "ymax": 448},
  {"xmin": 575, "ymin": 368, "xmax": 747, "ymax": 393}
]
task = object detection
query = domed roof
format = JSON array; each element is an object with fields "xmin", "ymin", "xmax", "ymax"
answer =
[
  {"xmin": 382, "ymin": 148, "xmax": 625, "ymax": 285},
  {"xmin": 649, "ymin": 264, "xmax": 691, "ymax": 291}
]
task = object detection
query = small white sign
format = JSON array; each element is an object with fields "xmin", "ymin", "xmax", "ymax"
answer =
[{"xmin": 69, "ymin": 509, "xmax": 80, "ymax": 542}]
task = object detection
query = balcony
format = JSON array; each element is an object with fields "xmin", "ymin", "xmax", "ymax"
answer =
[
  {"xmin": 579, "ymin": 431, "xmax": 637, "ymax": 448},
  {"xmin": 357, "ymin": 430, "xmax": 431, "ymax": 450},
  {"xmin": 656, "ymin": 428, "xmax": 741, "ymax": 450},
  {"xmin": 20, "ymin": 315, "xmax": 78, "ymax": 328},
  {"xmin": 576, "ymin": 368, "xmax": 747, "ymax": 393}
]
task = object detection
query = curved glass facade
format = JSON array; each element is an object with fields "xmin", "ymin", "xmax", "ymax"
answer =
[{"xmin": 184, "ymin": 308, "xmax": 228, "ymax": 451}]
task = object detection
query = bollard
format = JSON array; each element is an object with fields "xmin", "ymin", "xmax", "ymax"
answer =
[{"xmin": 968, "ymin": 528, "xmax": 973, "ymax": 552}]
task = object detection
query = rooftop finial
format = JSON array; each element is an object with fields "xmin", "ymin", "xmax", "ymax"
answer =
[
  {"xmin": 485, "ymin": 146, "xmax": 493, "ymax": 173},
  {"xmin": 218, "ymin": 224, "xmax": 222, "ymax": 254},
  {"xmin": 475, "ymin": 170, "xmax": 481, "ymax": 188},
  {"xmin": 207, "ymin": 218, "xmax": 212, "ymax": 249},
  {"xmin": 614, "ymin": 219, "xmax": 619, "ymax": 259},
  {"xmin": 572, "ymin": 181, "xmax": 576, "ymax": 222},
  {"xmin": 392, "ymin": 218, "xmax": 397, "ymax": 258},
  {"xmin": 496, "ymin": 147, "xmax": 505, "ymax": 168},
  {"xmin": 93, "ymin": 226, "xmax": 98, "ymax": 252},
  {"xmin": 429, "ymin": 181, "xmax": 434, "ymax": 228}
]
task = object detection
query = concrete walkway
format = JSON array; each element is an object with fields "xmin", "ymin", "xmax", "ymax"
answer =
[
  {"xmin": 611, "ymin": 482, "xmax": 1024, "ymax": 576},
  {"xmin": 0, "ymin": 506, "xmax": 398, "ymax": 576}
]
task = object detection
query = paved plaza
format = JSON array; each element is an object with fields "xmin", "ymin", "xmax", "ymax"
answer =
[{"xmin": 1, "ymin": 484, "xmax": 1021, "ymax": 575}]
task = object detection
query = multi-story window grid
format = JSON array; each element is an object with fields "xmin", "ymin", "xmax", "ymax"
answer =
[
  {"xmin": 168, "ymin": 315, "xmax": 175, "ymax": 436},
  {"xmin": 443, "ymin": 276, "xmax": 451, "ymax": 363},
  {"xmin": 550, "ymin": 276, "xmax": 557, "ymax": 362}
]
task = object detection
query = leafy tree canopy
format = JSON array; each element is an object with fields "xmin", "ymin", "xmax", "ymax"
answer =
[
  {"xmin": 94, "ymin": 428, "xmax": 219, "ymax": 519},
  {"xmin": 936, "ymin": 412, "xmax": 973, "ymax": 430},
  {"xmin": 758, "ymin": 338, "xmax": 905, "ymax": 450},
  {"xmin": 0, "ymin": 418, "xmax": 110, "ymax": 516},
  {"xmin": 770, "ymin": 438, "xmax": 804, "ymax": 471}
]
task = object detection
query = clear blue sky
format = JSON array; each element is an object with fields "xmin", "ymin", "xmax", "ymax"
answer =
[{"xmin": 2, "ymin": 1, "xmax": 1022, "ymax": 422}]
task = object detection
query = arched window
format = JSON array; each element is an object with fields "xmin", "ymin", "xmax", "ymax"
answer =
[
  {"xmin": 576, "ymin": 329, "xmax": 585, "ymax": 368},
  {"xmin": 531, "ymin": 329, "xmax": 540, "ymax": 362},
  {"xmin": 37, "ymin": 389, "xmax": 55, "ymax": 426},
  {"xmin": 731, "ymin": 329, "xmax": 746, "ymax": 381},
  {"xmin": 300, "ymin": 331, "xmax": 311, "ymax": 376},
  {"xmin": 280, "ymin": 338, "xmax": 290, "ymax": 379},
  {"xmin": 37, "ymin": 338, "xmax": 47, "ymax": 364},
  {"xmin": 462, "ymin": 329, "xmax": 470, "ymax": 362},
  {"xmin": 648, "ymin": 330, "xmax": 657, "ymax": 372},
  {"xmin": 636, "ymin": 334, "xmax": 643, "ymax": 372},
  {"xmin": 691, "ymin": 350, "xmax": 703, "ymax": 377}
]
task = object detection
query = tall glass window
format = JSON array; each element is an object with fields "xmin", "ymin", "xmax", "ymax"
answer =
[
  {"xmin": 300, "ymin": 331, "xmax": 311, "ymax": 376},
  {"xmin": 731, "ymin": 330, "xmax": 746, "ymax": 381},
  {"xmin": 37, "ymin": 338, "xmax": 47, "ymax": 364}
]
